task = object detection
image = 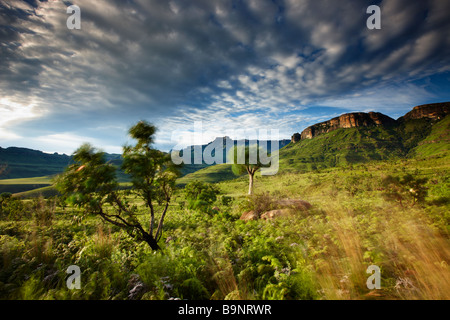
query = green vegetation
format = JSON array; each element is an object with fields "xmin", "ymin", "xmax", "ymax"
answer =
[
  {"xmin": 184, "ymin": 180, "xmax": 220, "ymax": 213},
  {"xmin": 176, "ymin": 164, "xmax": 236, "ymax": 186},
  {"xmin": 0, "ymin": 114, "xmax": 448, "ymax": 300},
  {"xmin": 55, "ymin": 121, "xmax": 180, "ymax": 251},
  {"xmin": 0, "ymin": 154, "xmax": 448, "ymax": 300},
  {"xmin": 279, "ymin": 126, "xmax": 405, "ymax": 172},
  {"xmin": 231, "ymin": 145, "xmax": 272, "ymax": 195},
  {"xmin": 0, "ymin": 147, "xmax": 70, "ymax": 179}
]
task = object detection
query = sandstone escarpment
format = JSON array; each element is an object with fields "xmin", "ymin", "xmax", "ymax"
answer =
[
  {"xmin": 291, "ymin": 133, "xmax": 301, "ymax": 143},
  {"xmin": 399, "ymin": 102, "xmax": 450, "ymax": 122},
  {"xmin": 298, "ymin": 112, "xmax": 397, "ymax": 140},
  {"xmin": 290, "ymin": 102, "xmax": 449, "ymax": 143}
]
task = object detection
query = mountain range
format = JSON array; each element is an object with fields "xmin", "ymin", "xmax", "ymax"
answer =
[
  {"xmin": 0, "ymin": 101, "xmax": 449, "ymax": 193},
  {"xmin": 178, "ymin": 101, "xmax": 449, "ymax": 183}
]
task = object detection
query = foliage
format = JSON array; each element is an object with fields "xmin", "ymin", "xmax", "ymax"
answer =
[
  {"xmin": 0, "ymin": 129, "xmax": 449, "ymax": 300},
  {"xmin": 184, "ymin": 180, "xmax": 220, "ymax": 213},
  {"xmin": 185, "ymin": 181, "xmax": 220, "ymax": 205},
  {"xmin": 55, "ymin": 121, "xmax": 180, "ymax": 250},
  {"xmin": 381, "ymin": 174, "xmax": 428, "ymax": 206}
]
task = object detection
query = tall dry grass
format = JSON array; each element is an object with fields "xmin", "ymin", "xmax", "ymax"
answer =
[{"xmin": 310, "ymin": 200, "xmax": 450, "ymax": 300}]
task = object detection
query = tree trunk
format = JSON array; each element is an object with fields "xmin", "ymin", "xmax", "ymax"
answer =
[
  {"xmin": 248, "ymin": 172, "xmax": 254, "ymax": 195},
  {"xmin": 142, "ymin": 232, "xmax": 161, "ymax": 250}
]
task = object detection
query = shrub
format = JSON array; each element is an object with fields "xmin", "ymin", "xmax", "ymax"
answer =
[
  {"xmin": 178, "ymin": 278, "xmax": 210, "ymax": 300},
  {"xmin": 184, "ymin": 181, "xmax": 220, "ymax": 213},
  {"xmin": 221, "ymin": 195, "xmax": 233, "ymax": 207},
  {"xmin": 381, "ymin": 174, "xmax": 428, "ymax": 207}
]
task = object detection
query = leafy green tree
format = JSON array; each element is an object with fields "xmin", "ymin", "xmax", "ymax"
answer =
[
  {"xmin": 230, "ymin": 145, "xmax": 270, "ymax": 195},
  {"xmin": 56, "ymin": 121, "xmax": 179, "ymax": 250}
]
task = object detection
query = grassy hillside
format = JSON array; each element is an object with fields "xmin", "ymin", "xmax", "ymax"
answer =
[
  {"xmin": 176, "ymin": 164, "xmax": 238, "ymax": 186},
  {"xmin": 177, "ymin": 114, "xmax": 450, "ymax": 184},
  {"xmin": 0, "ymin": 176, "xmax": 54, "ymax": 194},
  {"xmin": 0, "ymin": 147, "xmax": 71, "ymax": 179},
  {"xmin": 409, "ymin": 115, "xmax": 450, "ymax": 160},
  {"xmin": 0, "ymin": 153, "xmax": 448, "ymax": 300},
  {"xmin": 0, "ymin": 176, "xmax": 54, "ymax": 185},
  {"xmin": 279, "ymin": 126, "xmax": 405, "ymax": 172}
]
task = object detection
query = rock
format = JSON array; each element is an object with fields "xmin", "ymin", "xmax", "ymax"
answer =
[
  {"xmin": 240, "ymin": 199, "xmax": 312, "ymax": 221},
  {"xmin": 240, "ymin": 210, "xmax": 258, "ymax": 221},
  {"xmin": 276, "ymin": 199, "xmax": 312, "ymax": 210},
  {"xmin": 399, "ymin": 102, "xmax": 450, "ymax": 121},
  {"xmin": 295, "ymin": 102, "xmax": 449, "ymax": 142},
  {"xmin": 260, "ymin": 209, "xmax": 291, "ymax": 220},
  {"xmin": 300, "ymin": 112, "xmax": 397, "ymax": 140},
  {"xmin": 128, "ymin": 274, "xmax": 147, "ymax": 300},
  {"xmin": 291, "ymin": 132, "xmax": 301, "ymax": 143}
]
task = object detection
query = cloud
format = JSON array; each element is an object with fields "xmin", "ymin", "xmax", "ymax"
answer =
[{"xmin": 0, "ymin": 0, "xmax": 449, "ymax": 152}]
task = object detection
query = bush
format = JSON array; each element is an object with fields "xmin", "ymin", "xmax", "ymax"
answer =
[
  {"xmin": 178, "ymin": 278, "xmax": 210, "ymax": 300},
  {"xmin": 221, "ymin": 196, "xmax": 233, "ymax": 207},
  {"xmin": 238, "ymin": 192, "xmax": 275, "ymax": 216},
  {"xmin": 184, "ymin": 181, "xmax": 220, "ymax": 213},
  {"xmin": 381, "ymin": 174, "xmax": 428, "ymax": 207}
]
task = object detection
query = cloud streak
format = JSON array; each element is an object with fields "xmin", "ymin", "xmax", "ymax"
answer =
[{"xmin": 0, "ymin": 0, "xmax": 449, "ymax": 153}]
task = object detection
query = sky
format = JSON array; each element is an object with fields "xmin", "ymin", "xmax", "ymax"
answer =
[{"xmin": 1, "ymin": 0, "xmax": 449, "ymax": 154}]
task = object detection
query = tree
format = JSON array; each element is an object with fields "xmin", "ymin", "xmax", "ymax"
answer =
[
  {"xmin": 230, "ymin": 145, "xmax": 270, "ymax": 195},
  {"xmin": 55, "ymin": 121, "xmax": 180, "ymax": 250}
]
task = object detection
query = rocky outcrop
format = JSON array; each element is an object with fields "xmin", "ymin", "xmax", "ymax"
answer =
[
  {"xmin": 239, "ymin": 199, "xmax": 311, "ymax": 221},
  {"xmin": 399, "ymin": 102, "xmax": 450, "ymax": 122},
  {"xmin": 260, "ymin": 209, "xmax": 291, "ymax": 220},
  {"xmin": 300, "ymin": 112, "xmax": 397, "ymax": 140},
  {"xmin": 291, "ymin": 133, "xmax": 301, "ymax": 143},
  {"xmin": 240, "ymin": 210, "xmax": 258, "ymax": 221},
  {"xmin": 294, "ymin": 102, "xmax": 450, "ymax": 142}
]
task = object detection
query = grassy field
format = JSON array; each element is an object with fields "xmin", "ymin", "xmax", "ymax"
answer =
[
  {"xmin": 0, "ymin": 176, "xmax": 54, "ymax": 195},
  {"xmin": 176, "ymin": 163, "xmax": 239, "ymax": 186},
  {"xmin": 0, "ymin": 114, "xmax": 448, "ymax": 300},
  {"xmin": 0, "ymin": 154, "xmax": 448, "ymax": 300}
]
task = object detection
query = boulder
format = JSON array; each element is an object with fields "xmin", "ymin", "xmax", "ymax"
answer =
[
  {"xmin": 276, "ymin": 199, "xmax": 312, "ymax": 210},
  {"xmin": 240, "ymin": 210, "xmax": 258, "ymax": 221},
  {"xmin": 260, "ymin": 209, "xmax": 291, "ymax": 220},
  {"xmin": 291, "ymin": 133, "xmax": 301, "ymax": 143},
  {"xmin": 239, "ymin": 199, "xmax": 312, "ymax": 221}
]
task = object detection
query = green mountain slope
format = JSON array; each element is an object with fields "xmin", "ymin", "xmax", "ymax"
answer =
[
  {"xmin": 176, "ymin": 164, "xmax": 237, "ymax": 186},
  {"xmin": 279, "ymin": 126, "xmax": 405, "ymax": 172},
  {"xmin": 0, "ymin": 147, "xmax": 71, "ymax": 179},
  {"xmin": 175, "ymin": 114, "xmax": 450, "ymax": 183},
  {"xmin": 409, "ymin": 115, "xmax": 450, "ymax": 160}
]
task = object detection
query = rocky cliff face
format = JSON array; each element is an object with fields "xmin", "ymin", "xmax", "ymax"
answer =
[
  {"xmin": 291, "ymin": 133, "xmax": 301, "ymax": 143},
  {"xmin": 297, "ymin": 112, "xmax": 397, "ymax": 140},
  {"xmin": 290, "ymin": 102, "xmax": 449, "ymax": 142},
  {"xmin": 399, "ymin": 102, "xmax": 450, "ymax": 121}
]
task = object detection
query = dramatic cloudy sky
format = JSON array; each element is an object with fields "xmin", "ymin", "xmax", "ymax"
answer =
[{"xmin": 1, "ymin": 0, "xmax": 449, "ymax": 154}]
